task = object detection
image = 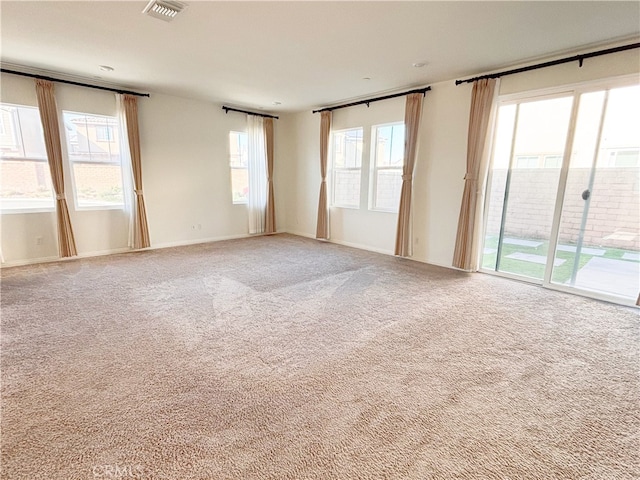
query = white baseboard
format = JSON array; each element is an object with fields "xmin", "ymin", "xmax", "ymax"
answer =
[
  {"xmin": 328, "ymin": 238, "xmax": 394, "ymax": 257},
  {"xmin": 1, "ymin": 230, "xmax": 459, "ymax": 274},
  {"xmin": 283, "ymin": 230, "xmax": 458, "ymax": 272},
  {"xmin": 1, "ymin": 255, "xmax": 60, "ymax": 268},
  {"xmin": 285, "ymin": 230, "xmax": 316, "ymax": 240},
  {"xmin": 80, "ymin": 247, "xmax": 132, "ymax": 258},
  {"xmin": 0, "ymin": 247, "xmax": 134, "ymax": 268},
  {"xmin": 150, "ymin": 233, "xmax": 252, "ymax": 250},
  {"xmin": 0, "ymin": 231, "xmax": 289, "ymax": 268},
  {"xmin": 286, "ymin": 229, "xmax": 397, "ymax": 257}
]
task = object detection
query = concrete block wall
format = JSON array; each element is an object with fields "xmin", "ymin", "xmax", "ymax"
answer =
[{"xmin": 486, "ymin": 167, "xmax": 639, "ymax": 250}]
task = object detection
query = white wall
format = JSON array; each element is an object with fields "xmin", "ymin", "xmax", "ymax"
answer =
[
  {"xmin": 279, "ymin": 47, "xmax": 640, "ymax": 268},
  {"xmin": 276, "ymin": 111, "xmax": 319, "ymax": 239},
  {"xmin": 413, "ymin": 81, "xmax": 471, "ymax": 265},
  {"xmin": 1, "ymin": 74, "xmax": 59, "ymax": 263},
  {"xmin": 283, "ymin": 97, "xmax": 410, "ymax": 254},
  {"xmin": 499, "ymin": 47, "xmax": 640, "ymax": 95},
  {"xmin": 280, "ymin": 81, "xmax": 472, "ymax": 266},
  {"xmin": 138, "ymin": 93, "xmax": 288, "ymax": 248},
  {"xmin": 2, "ymin": 44, "xmax": 637, "ymax": 267},
  {"xmin": 1, "ymin": 74, "xmax": 131, "ymax": 264},
  {"xmin": 287, "ymin": 82, "xmax": 471, "ymax": 265},
  {"xmin": 1, "ymin": 74, "xmax": 288, "ymax": 265},
  {"xmin": 139, "ymin": 93, "xmax": 246, "ymax": 247}
]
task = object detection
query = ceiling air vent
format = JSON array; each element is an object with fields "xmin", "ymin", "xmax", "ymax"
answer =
[{"xmin": 143, "ymin": 0, "xmax": 186, "ymax": 22}]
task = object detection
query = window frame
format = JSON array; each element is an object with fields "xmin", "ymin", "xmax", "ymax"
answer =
[
  {"xmin": 369, "ymin": 121, "xmax": 405, "ymax": 213},
  {"xmin": 229, "ymin": 130, "xmax": 249, "ymax": 205},
  {"xmin": 330, "ymin": 127, "xmax": 364, "ymax": 209},
  {"xmin": 480, "ymin": 74, "xmax": 640, "ymax": 307},
  {"xmin": 62, "ymin": 110, "xmax": 126, "ymax": 211},
  {"xmin": 0, "ymin": 112, "xmax": 6, "ymax": 136},
  {"xmin": 609, "ymin": 148, "xmax": 640, "ymax": 168},
  {"xmin": 95, "ymin": 125, "xmax": 114, "ymax": 142},
  {"xmin": 543, "ymin": 155, "xmax": 563, "ymax": 168},
  {"xmin": 0, "ymin": 103, "xmax": 55, "ymax": 214}
]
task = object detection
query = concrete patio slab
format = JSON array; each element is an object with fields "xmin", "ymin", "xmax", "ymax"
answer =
[
  {"xmin": 603, "ymin": 232, "xmax": 637, "ymax": 242},
  {"xmin": 622, "ymin": 252, "xmax": 640, "ymax": 261},
  {"xmin": 573, "ymin": 257, "xmax": 640, "ymax": 299},
  {"xmin": 503, "ymin": 238, "xmax": 544, "ymax": 248},
  {"xmin": 556, "ymin": 245, "xmax": 606, "ymax": 256},
  {"xmin": 507, "ymin": 252, "xmax": 565, "ymax": 266}
]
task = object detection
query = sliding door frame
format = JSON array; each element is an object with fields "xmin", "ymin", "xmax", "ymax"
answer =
[
  {"xmin": 480, "ymin": 74, "xmax": 640, "ymax": 307},
  {"xmin": 542, "ymin": 94, "xmax": 580, "ymax": 285}
]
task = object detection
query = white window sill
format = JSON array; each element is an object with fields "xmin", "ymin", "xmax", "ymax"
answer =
[
  {"xmin": 369, "ymin": 207, "xmax": 399, "ymax": 214},
  {"xmin": 75, "ymin": 204, "xmax": 125, "ymax": 212},
  {"xmin": 0, "ymin": 208, "xmax": 56, "ymax": 215},
  {"xmin": 331, "ymin": 204, "xmax": 360, "ymax": 210}
]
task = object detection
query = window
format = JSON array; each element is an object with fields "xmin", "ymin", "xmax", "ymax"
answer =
[
  {"xmin": 229, "ymin": 131, "xmax": 248, "ymax": 204},
  {"xmin": 0, "ymin": 103, "xmax": 55, "ymax": 212},
  {"xmin": 371, "ymin": 122, "xmax": 404, "ymax": 212},
  {"xmin": 543, "ymin": 155, "xmax": 563, "ymax": 168},
  {"xmin": 63, "ymin": 111, "xmax": 125, "ymax": 208},
  {"xmin": 331, "ymin": 128, "xmax": 363, "ymax": 208},
  {"xmin": 95, "ymin": 125, "xmax": 114, "ymax": 142},
  {"xmin": 609, "ymin": 149, "xmax": 639, "ymax": 167},
  {"xmin": 514, "ymin": 155, "xmax": 539, "ymax": 168},
  {"xmin": 513, "ymin": 154, "xmax": 563, "ymax": 168}
]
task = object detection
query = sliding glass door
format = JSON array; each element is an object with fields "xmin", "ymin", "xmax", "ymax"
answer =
[
  {"xmin": 483, "ymin": 95, "xmax": 573, "ymax": 281},
  {"xmin": 482, "ymin": 80, "xmax": 640, "ymax": 305},
  {"xmin": 549, "ymin": 84, "xmax": 640, "ymax": 300}
]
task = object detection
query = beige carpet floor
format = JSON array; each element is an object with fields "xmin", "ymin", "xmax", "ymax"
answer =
[{"xmin": 1, "ymin": 233, "xmax": 639, "ymax": 479}]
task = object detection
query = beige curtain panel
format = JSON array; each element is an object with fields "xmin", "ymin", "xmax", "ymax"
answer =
[
  {"xmin": 452, "ymin": 78, "xmax": 498, "ymax": 271},
  {"xmin": 264, "ymin": 117, "xmax": 276, "ymax": 234},
  {"xmin": 35, "ymin": 79, "xmax": 77, "ymax": 258},
  {"xmin": 316, "ymin": 111, "xmax": 332, "ymax": 240},
  {"xmin": 123, "ymin": 94, "xmax": 151, "ymax": 249},
  {"xmin": 394, "ymin": 93, "xmax": 424, "ymax": 257}
]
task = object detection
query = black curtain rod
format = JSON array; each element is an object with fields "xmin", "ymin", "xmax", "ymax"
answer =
[
  {"xmin": 456, "ymin": 42, "xmax": 640, "ymax": 85},
  {"xmin": 312, "ymin": 86, "xmax": 431, "ymax": 114},
  {"xmin": 0, "ymin": 68, "xmax": 150, "ymax": 97},
  {"xmin": 222, "ymin": 106, "xmax": 279, "ymax": 119}
]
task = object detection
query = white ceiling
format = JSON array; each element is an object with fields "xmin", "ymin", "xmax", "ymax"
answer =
[{"xmin": 1, "ymin": 1, "xmax": 639, "ymax": 112}]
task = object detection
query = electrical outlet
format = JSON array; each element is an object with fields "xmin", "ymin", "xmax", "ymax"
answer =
[{"xmin": 35, "ymin": 236, "xmax": 43, "ymax": 245}]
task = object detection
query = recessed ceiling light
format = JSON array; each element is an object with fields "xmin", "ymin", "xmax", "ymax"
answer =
[
  {"xmin": 362, "ymin": 77, "xmax": 371, "ymax": 81},
  {"xmin": 412, "ymin": 62, "xmax": 427, "ymax": 68},
  {"xmin": 99, "ymin": 65, "xmax": 114, "ymax": 72}
]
